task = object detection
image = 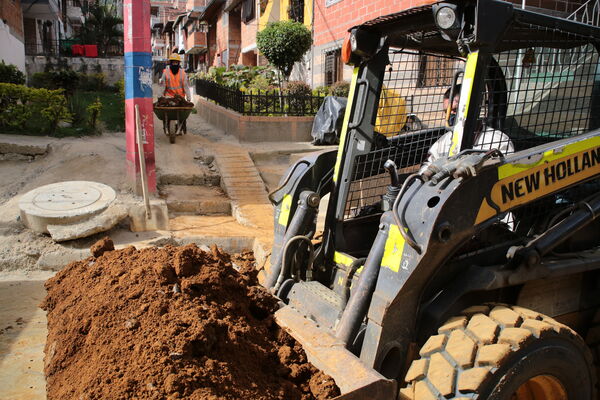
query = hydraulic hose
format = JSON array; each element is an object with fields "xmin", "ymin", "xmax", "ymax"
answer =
[{"xmin": 273, "ymin": 235, "xmax": 315, "ymax": 293}]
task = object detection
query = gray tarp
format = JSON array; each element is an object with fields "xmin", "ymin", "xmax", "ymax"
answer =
[{"xmin": 311, "ymin": 96, "xmax": 347, "ymax": 145}]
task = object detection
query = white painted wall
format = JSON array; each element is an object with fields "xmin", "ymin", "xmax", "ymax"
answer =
[{"xmin": 0, "ymin": 20, "xmax": 25, "ymax": 73}]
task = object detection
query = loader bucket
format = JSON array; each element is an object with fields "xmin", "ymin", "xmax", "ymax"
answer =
[{"xmin": 275, "ymin": 306, "xmax": 397, "ymax": 400}]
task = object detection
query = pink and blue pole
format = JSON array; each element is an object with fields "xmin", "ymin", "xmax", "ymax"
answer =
[{"xmin": 124, "ymin": 0, "xmax": 156, "ymax": 193}]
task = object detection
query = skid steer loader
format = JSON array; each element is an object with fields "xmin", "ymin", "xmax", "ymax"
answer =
[{"xmin": 265, "ymin": 0, "xmax": 600, "ymax": 398}]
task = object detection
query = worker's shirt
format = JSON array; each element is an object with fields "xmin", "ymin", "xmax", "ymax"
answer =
[
  {"xmin": 420, "ymin": 127, "xmax": 515, "ymax": 172},
  {"xmin": 159, "ymin": 68, "xmax": 190, "ymax": 99}
]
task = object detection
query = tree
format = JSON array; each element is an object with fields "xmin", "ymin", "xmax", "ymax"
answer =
[
  {"xmin": 77, "ymin": 2, "xmax": 123, "ymax": 57},
  {"xmin": 0, "ymin": 61, "xmax": 26, "ymax": 85},
  {"xmin": 256, "ymin": 21, "xmax": 312, "ymax": 81}
]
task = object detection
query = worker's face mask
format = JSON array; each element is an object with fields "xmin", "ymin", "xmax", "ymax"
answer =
[{"xmin": 170, "ymin": 64, "xmax": 180, "ymax": 74}]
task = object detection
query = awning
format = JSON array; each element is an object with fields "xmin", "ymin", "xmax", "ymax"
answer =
[
  {"xmin": 174, "ymin": 14, "xmax": 186, "ymax": 28},
  {"xmin": 188, "ymin": 7, "xmax": 207, "ymax": 18},
  {"xmin": 164, "ymin": 20, "xmax": 174, "ymax": 33},
  {"xmin": 198, "ymin": 0, "xmax": 225, "ymax": 21},
  {"xmin": 186, "ymin": 45, "xmax": 208, "ymax": 55},
  {"xmin": 21, "ymin": 0, "xmax": 61, "ymax": 20},
  {"xmin": 224, "ymin": 0, "xmax": 243, "ymax": 12}
]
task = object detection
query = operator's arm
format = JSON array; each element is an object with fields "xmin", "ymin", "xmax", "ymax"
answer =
[
  {"xmin": 419, "ymin": 131, "xmax": 452, "ymax": 173},
  {"xmin": 477, "ymin": 128, "xmax": 515, "ymax": 156}
]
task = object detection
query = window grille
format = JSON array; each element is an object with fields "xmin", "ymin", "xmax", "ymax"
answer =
[
  {"xmin": 344, "ymin": 49, "xmax": 465, "ymax": 218},
  {"xmin": 324, "ymin": 48, "xmax": 342, "ymax": 86},
  {"xmin": 417, "ymin": 54, "xmax": 456, "ymax": 87}
]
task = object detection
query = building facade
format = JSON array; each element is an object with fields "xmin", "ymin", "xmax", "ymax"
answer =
[
  {"xmin": 199, "ymin": 0, "xmax": 258, "ymax": 68},
  {"xmin": 0, "ymin": 0, "xmax": 26, "ymax": 71},
  {"xmin": 311, "ymin": 0, "xmax": 587, "ymax": 87}
]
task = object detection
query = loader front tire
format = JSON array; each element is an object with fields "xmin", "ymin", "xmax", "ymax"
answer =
[{"xmin": 401, "ymin": 304, "xmax": 596, "ymax": 400}]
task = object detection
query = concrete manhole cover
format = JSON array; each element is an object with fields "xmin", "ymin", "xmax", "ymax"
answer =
[
  {"xmin": 19, "ymin": 181, "xmax": 116, "ymax": 220},
  {"xmin": 32, "ymin": 187, "xmax": 102, "ymax": 211}
]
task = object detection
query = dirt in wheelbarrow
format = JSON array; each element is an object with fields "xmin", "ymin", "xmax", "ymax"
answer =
[
  {"xmin": 155, "ymin": 95, "xmax": 194, "ymax": 108},
  {"xmin": 41, "ymin": 239, "xmax": 340, "ymax": 400}
]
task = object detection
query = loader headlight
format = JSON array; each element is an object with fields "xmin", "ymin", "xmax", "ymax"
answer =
[
  {"xmin": 436, "ymin": 6, "xmax": 457, "ymax": 29},
  {"xmin": 433, "ymin": 3, "xmax": 462, "ymax": 41}
]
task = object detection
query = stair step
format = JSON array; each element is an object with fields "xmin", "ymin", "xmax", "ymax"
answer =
[{"xmin": 159, "ymin": 185, "xmax": 231, "ymax": 215}]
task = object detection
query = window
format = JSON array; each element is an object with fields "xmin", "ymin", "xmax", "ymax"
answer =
[
  {"xmin": 324, "ymin": 48, "xmax": 342, "ymax": 86},
  {"xmin": 417, "ymin": 54, "xmax": 455, "ymax": 87},
  {"xmin": 289, "ymin": 0, "xmax": 304, "ymax": 23},
  {"xmin": 242, "ymin": 0, "xmax": 255, "ymax": 23},
  {"xmin": 325, "ymin": 0, "xmax": 343, "ymax": 6}
]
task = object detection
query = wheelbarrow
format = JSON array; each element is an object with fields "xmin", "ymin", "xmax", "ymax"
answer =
[{"xmin": 154, "ymin": 106, "xmax": 194, "ymax": 144}]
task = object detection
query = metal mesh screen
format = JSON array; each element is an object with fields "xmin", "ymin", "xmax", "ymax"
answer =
[
  {"xmin": 344, "ymin": 49, "xmax": 465, "ymax": 218},
  {"xmin": 457, "ymin": 23, "xmax": 600, "ymax": 260}
]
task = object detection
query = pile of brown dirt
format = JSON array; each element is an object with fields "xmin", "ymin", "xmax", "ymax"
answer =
[
  {"xmin": 41, "ymin": 239, "xmax": 339, "ymax": 400},
  {"xmin": 154, "ymin": 96, "xmax": 194, "ymax": 108}
]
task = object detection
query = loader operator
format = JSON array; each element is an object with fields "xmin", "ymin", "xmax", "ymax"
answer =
[
  {"xmin": 420, "ymin": 84, "xmax": 515, "ymax": 172},
  {"xmin": 159, "ymin": 54, "xmax": 191, "ymax": 100}
]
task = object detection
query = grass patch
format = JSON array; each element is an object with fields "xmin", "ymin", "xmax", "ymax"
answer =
[
  {"xmin": 72, "ymin": 91, "xmax": 125, "ymax": 133},
  {"xmin": 0, "ymin": 90, "xmax": 124, "ymax": 137}
]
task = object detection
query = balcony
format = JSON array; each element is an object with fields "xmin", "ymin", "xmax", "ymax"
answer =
[
  {"xmin": 21, "ymin": 0, "xmax": 61, "ymax": 20},
  {"xmin": 186, "ymin": 30, "xmax": 207, "ymax": 54}
]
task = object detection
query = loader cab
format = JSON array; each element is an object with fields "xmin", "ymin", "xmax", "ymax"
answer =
[{"xmin": 320, "ymin": 0, "xmax": 600, "ymax": 276}]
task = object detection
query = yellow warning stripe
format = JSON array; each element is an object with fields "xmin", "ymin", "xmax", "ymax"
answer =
[
  {"xmin": 450, "ymin": 51, "xmax": 479, "ymax": 156},
  {"xmin": 381, "ymin": 224, "xmax": 406, "ymax": 273},
  {"xmin": 277, "ymin": 194, "xmax": 292, "ymax": 227},
  {"xmin": 334, "ymin": 251, "xmax": 355, "ymax": 266},
  {"xmin": 333, "ymin": 67, "xmax": 360, "ymax": 183},
  {"xmin": 498, "ymin": 136, "xmax": 600, "ymax": 179}
]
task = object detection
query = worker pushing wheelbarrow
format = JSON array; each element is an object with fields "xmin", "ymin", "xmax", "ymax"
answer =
[{"xmin": 154, "ymin": 54, "xmax": 194, "ymax": 144}]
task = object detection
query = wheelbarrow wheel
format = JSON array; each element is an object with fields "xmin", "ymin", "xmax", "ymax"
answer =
[{"xmin": 165, "ymin": 118, "xmax": 177, "ymax": 144}]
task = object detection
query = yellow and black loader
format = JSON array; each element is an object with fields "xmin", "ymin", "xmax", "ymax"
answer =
[{"xmin": 265, "ymin": 1, "xmax": 600, "ymax": 398}]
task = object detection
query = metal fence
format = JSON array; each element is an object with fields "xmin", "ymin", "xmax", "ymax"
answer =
[
  {"xmin": 195, "ymin": 79, "xmax": 326, "ymax": 116},
  {"xmin": 25, "ymin": 40, "xmax": 123, "ymax": 57}
]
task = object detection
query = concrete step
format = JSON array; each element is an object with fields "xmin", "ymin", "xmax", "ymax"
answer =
[
  {"xmin": 157, "ymin": 165, "xmax": 221, "ymax": 186},
  {"xmin": 159, "ymin": 185, "xmax": 231, "ymax": 215}
]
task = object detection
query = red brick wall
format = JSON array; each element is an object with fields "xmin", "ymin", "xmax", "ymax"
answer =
[
  {"xmin": 313, "ymin": 0, "xmax": 439, "ymax": 47},
  {"xmin": 207, "ymin": 15, "xmax": 218, "ymax": 66},
  {"xmin": 313, "ymin": 0, "xmax": 586, "ymax": 47},
  {"xmin": 0, "ymin": 0, "xmax": 24, "ymax": 40}
]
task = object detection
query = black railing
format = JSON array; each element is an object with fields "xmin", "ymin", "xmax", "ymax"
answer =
[
  {"xmin": 195, "ymin": 79, "xmax": 325, "ymax": 116},
  {"xmin": 25, "ymin": 40, "xmax": 123, "ymax": 57}
]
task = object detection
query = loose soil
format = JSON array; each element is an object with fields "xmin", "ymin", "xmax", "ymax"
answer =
[
  {"xmin": 155, "ymin": 96, "xmax": 195, "ymax": 108},
  {"xmin": 41, "ymin": 238, "xmax": 340, "ymax": 400}
]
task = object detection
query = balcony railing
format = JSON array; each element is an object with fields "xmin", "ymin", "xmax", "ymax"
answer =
[{"xmin": 25, "ymin": 40, "xmax": 124, "ymax": 57}]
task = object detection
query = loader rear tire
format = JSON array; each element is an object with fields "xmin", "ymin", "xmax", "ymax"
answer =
[{"xmin": 400, "ymin": 304, "xmax": 596, "ymax": 400}]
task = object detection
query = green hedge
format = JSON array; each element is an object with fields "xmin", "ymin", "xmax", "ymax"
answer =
[{"xmin": 0, "ymin": 83, "xmax": 71, "ymax": 135}]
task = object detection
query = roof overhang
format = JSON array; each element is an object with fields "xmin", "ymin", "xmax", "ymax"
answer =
[
  {"xmin": 174, "ymin": 14, "xmax": 186, "ymax": 28},
  {"xmin": 224, "ymin": 0, "xmax": 243, "ymax": 12},
  {"xmin": 21, "ymin": 0, "xmax": 61, "ymax": 20},
  {"xmin": 164, "ymin": 20, "xmax": 175, "ymax": 33},
  {"xmin": 186, "ymin": 45, "xmax": 208, "ymax": 54},
  {"xmin": 198, "ymin": 0, "xmax": 225, "ymax": 21}
]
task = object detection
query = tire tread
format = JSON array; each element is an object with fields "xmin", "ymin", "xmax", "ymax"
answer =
[{"xmin": 402, "ymin": 303, "xmax": 594, "ymax": 399}]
